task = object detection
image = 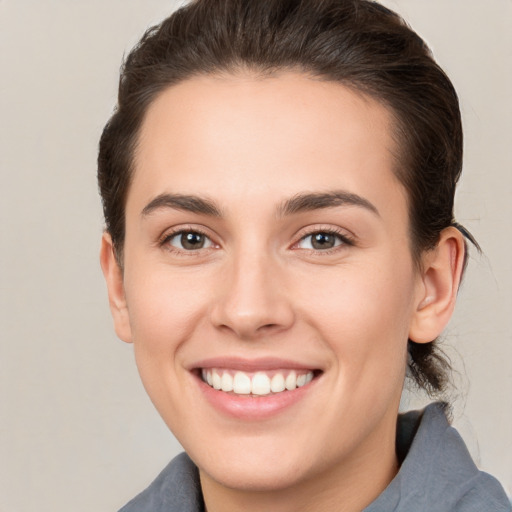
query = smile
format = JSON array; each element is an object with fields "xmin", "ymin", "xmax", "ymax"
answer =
[{"xmin": 201, "ymin": 368, "xmax": 315, "ymax": 396}]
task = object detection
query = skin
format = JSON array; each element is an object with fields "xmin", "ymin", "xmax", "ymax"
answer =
[{"xmin": 101, "ymin": 72, "xmax": 465, "ymax": 512}]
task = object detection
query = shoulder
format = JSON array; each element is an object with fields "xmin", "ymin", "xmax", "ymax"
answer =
[
  {"xmin": 416, "ymin": 404, "xmax": 510, "ymax": 511},
  {"xmin": 366, "ymin": 403, "xmax": 511, "ymax": 512},
  {"xmin": 118, "ymin": 452, "xmax": 204, "ymax": 512}
]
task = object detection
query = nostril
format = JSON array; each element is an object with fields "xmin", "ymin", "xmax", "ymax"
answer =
[{"xmin": 259, "ymin": 323, "xmax": 279, "ymax": 331}]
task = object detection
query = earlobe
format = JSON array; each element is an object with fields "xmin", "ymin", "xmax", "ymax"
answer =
[
  {"xmin": 409, "ymin": 227, "xmax": 466, "ymax": 344},
  {"xmin": 99, "ymin": 232, "xmax": 133, "ymax": 343}
]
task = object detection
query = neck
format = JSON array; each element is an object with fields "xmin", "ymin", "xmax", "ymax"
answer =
[{"xmin": 200, "ymin": 420, "xmax": 399, "ymax": 512}]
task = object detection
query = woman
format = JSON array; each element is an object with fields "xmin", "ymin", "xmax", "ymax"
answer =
[{"xmin": 98, "ymin": 0, "xmax": 510, "ymax": 510}]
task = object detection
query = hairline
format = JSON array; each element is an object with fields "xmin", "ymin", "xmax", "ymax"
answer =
[{"xmin": 114, "ymin": 67, "xmax": 420, "ymax": 267}]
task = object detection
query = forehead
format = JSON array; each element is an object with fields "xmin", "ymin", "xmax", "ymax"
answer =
[{"xmin": 130, "ymin": 72, "xmax": 405, "ymax": 220}]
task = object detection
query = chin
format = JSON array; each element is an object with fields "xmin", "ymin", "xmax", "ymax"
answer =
[
  {"xmin": 199, "ymin": 455, "xmax": 312, "ymax": 493},
  {"xmin": 185, "ymin": 431, "xmax": 328, "ymax": 494}
]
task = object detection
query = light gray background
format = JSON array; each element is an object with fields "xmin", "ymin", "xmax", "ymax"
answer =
[{"xmin": 1, "ymin": 1, "xmax": 510, "ymax": 510}]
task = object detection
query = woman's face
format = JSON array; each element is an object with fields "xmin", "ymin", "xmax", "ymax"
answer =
[{"xmin": 114, "ymin": 73, "xmax": 426, "ymax": 492}]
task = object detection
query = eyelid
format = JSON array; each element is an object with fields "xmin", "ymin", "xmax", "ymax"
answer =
[
  {"xmin": 156, "ymin": 224, "xmax": 354, "ymax": 254},
  {"xmin": 158, "ymin": 225, "xmax": 219, "ymax": 253},
  {"xmin": 291, "ymin": 225, "xmax": 355, "ymax": 251}
]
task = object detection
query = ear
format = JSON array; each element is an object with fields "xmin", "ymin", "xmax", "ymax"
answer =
[
  {"xmin": 99, "ymin": 232, "xmax": 133, "ymax": 343},
  {"xmin": 409, "ymin": 227, "xmax": 466, "ymax": 343}
]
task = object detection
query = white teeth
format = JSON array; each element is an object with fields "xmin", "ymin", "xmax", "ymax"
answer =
[
  {"xmin": 270, "ymin": 373, "xmax": 286, "ymax": 393},
  {"xmin": 251, "ymin": 372, "xmax": 271, "ymax": 395},
  {"xmin": 221, "ymin": 372, "xmax": 233, "ymax": 392},
  {"xmin": 202, "ymin": 369, "xmax": 213, "ymax": 386},
  {"xmin": 233, "ymin": 371, "xmax": 252, "ymax": 394},
  {"xmin": 285, "ymin": 371, "xmax": 297, "ymax": 391},
  {"xmin": 212, "ymin": 372, "xmax": 222, "ymax": 390},
  {"xmin": 202, "ymin": 368, "xmax": 314, "ymax": 395}
]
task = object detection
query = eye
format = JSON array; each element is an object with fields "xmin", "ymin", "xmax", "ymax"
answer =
[
  {"xmin": 296, "ymin": 231, "xmax": 349, "ymax": 251},
  {"xmin": 165, "ymin": 230, "xmax": 214, "ymax": 251}
]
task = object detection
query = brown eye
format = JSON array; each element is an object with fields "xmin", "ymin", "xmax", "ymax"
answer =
[
  {"xmin": 297, "ymin": 231, "xmax": 346, "ymax": 251},
  {"xmin": 311, "ymin": 233, "xmax": 337, "ymax": 249},
  {"xmin": 167, "ymin": 231, "xmax": 213, "ymax": 250}
]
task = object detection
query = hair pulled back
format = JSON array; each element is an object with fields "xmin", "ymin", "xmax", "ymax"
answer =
[{"xmin": 98, "ymin": 0, "xmax": 468, "ymax": 397}]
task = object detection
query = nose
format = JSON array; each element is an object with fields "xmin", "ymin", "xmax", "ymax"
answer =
[{"xmin": 210, "ymin": 249, "xmax": 295, "ymax": 340}]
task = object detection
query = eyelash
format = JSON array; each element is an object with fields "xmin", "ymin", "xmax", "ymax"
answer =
[
  {"xmin": 159, "ymin": 226, "xmax": 216, "ymax": 255},
  {"xmin": 293, "ymin": 227, "xmax": 355, "ymax": 254},
  {"xmin": 158, "ymin": 226, "xmax": 355, "ymax": 255}
]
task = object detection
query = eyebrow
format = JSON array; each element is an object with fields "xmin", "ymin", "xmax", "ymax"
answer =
[
  {"xmin": 277, "ymin": 191, "xmax": 380, "ymax": 217},
  {"xmin": 141, "ymin": 193, "xmax": 222, "ymax": 217},
  {"xmin": 140, "ymin": 190, "xmax": 379, "ymax": 219}
]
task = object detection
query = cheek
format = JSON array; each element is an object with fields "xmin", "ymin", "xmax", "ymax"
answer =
[
  {"xmin": 123, "ymin": 267, "xmax": 214, "ymax": 356},
  {"xmin": 297, "ymin": 259, "xmax": 416, "ymax": 372},
  {"xmin": 122, "ymin": 267, "xmax": 217, "ymax": 421}
]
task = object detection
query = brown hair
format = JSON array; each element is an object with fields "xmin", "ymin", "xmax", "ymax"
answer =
[{"xmin": 98, "ymin": 0, "xmax": 472, "ymax": 397}]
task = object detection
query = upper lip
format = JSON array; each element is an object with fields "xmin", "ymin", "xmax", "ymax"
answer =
[{"xmin": 188, "ymin": 356, "xmax": 321, "ymax": 373}]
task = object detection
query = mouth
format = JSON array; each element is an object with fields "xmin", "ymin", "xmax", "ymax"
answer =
[
  {"xmin": 190, "ymin": 358, "xmax": 323, "ymax": 419},
  {"xmin": 198, "ymin": 368, "xmax": 319, "ymax": 396}
]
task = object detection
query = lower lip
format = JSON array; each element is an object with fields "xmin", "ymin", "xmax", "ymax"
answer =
[{"xmin": 194, "ymin": 373, "xmax": 319, "ymax": 421}]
